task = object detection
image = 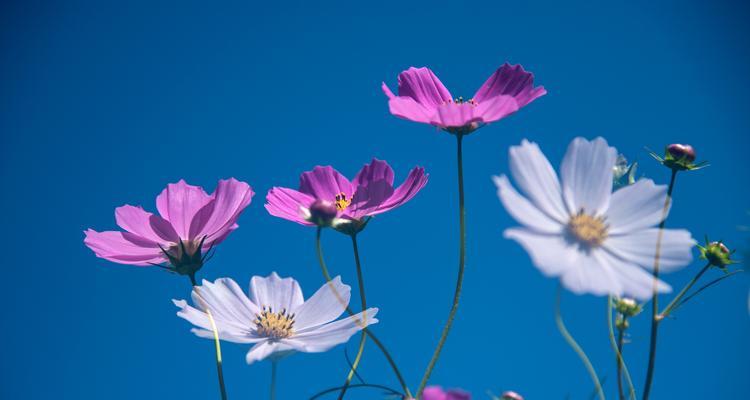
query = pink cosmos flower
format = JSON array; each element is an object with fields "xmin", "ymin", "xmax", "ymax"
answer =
[
  {"xmin": 382, "ymin": 63, "xmax": 546, "ymax": 134},
  {"xmin": 265, "ymin": 158, "xmax": 427, "ymax": 234},
  {"xmin": 84, "ymin": 179, "xmax": 254, "ymax": 276},
  {"xmin": 422, "ymin": 386, "xmax": 471, "ymax": 400}
]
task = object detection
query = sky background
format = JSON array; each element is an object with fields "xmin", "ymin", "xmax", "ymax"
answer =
[{"xmin": 1, "ymin": 0, "xmax": 749, "ymax": 399}]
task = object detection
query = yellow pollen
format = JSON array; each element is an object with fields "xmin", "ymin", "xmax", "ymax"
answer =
[
  {"xmin": 334, "ymin": 192, "xmax": 351, "ymax": 211},
  {"xmin": 254, "ymin": 306, "xmax": 295, "ymax": 339},
  {"xmin": 568, "ymin": 211, "xmax": 608, "ymax": 247}
]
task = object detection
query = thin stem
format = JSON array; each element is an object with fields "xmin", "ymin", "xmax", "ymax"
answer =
[
  {"xmin": 270, "ymin": 360, "xmax": 278, "ymax": 400},
  {"xmin": 416, "ymin": 132, "xmax": 467, "ymax": 398},
  {"xmin": 337, "ymin": 235, "xmax": 369, "ymax": 399},
  {"xmin": 606, "ymin": 296, "xmax": 635, "ymax": 400},
  {"xmin": 309, "ymin": 383, "xmax": 404, "ymax": 400},
  {"xmin": 315, "ymin": 227, "xmax": 413, "ymax": 398},
  {"xmin": 556, "ymin": 287, "xmax": 605, "ymax": 400},
  {"xmin": 659, "ymin": 262, "xmax": 711, "ymax": 319},
  {"xmin": 192, "ymin": 285, "xmax": 229, "ymax": 400},
  {"xmin": 672, "ymin": 269, "xmax": 745, "ymax": 312},
  {"xmin": 643, "ymin": 169, "xmax": 677, "ymax": 400}
]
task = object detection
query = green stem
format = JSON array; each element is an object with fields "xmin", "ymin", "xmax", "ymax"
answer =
[
  {"xmin": 659, "ymin": 262, "xmax": 711, "ymax": 319},
  {"xmin": 556, "ymin": 287, "xmax": 605, "ymax": 400},
  {"xmin": 416, "ymin": 132, "xmax": 467, "ymax": 398},
  {"xmin": 270, "ymin": 360, "xmax": 277, "ymax": 400},
  {"xmin": 671, "ymin": 269, "xmax": 744, "ymax": 312},
  {"xmin": 191, "ymin": 282, "xmax": 228, "ymax": 400},
  {"xmin": 315, "ymin": 227, "xmax": 413, "ymax": 398},
  {"xmin": 643, "ymin": 169, "xmax": 678, "ymax": 400},
  {"xmin": 337, "ymin": 234, "xmax": 368, "ymax": 399},
  {"xmin": 606, "ymin": 296, "xmax": 635, "ymax": 400}
]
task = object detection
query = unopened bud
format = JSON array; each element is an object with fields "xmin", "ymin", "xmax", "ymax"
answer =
[
  {"xmin": 501, "ymin": 391, "xmax": 524, "ymax": 400},
  {"xmin": 308, "ymin": 200, "xmax": 338, "ymax": 226},
  {"xmin": 667, "ymin": 143, "xmax": 696, "ymax": 162}
]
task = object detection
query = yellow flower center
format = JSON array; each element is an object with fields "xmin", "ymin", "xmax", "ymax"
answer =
[
  {"xmin": 254, "ymin": 306, "xmax": 295, "ymax": 339},
  {"xmin": 334, "ymin": 192, "xmax": 351, "ymax": 211},
  {"xmin": 568, "ymin": 211, "xmax": 608, "ymax": 247}
]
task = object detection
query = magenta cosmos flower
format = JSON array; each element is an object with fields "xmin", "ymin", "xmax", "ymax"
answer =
[
  {"xmin": 265, "ymin": 159, "xmax": 427, "ymax": 234},
  {"xmin": 382, "ymin": 63, "xmax": 546, "ymax": 134},
  {"xmin": 84, "ymin": 179, "xmax": 254, "ymax": 278},
  {"xmin": 421, "ymin": 386, "xmax": 471, "ymax": 400}
]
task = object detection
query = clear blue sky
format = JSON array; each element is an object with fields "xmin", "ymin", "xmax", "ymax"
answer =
[{"xmin": 1, "ymin": 0, "xmax": 748, "ymax": 399}]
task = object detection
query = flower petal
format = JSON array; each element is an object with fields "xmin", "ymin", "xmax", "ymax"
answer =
[
  {"xmin": 430, "ymin": 102, "xmax": 482, "ymax": 128},
  {"xmin": 606, "ymin": 179, "xmax": 670, "ymax": 234},
  {"xmin": 493, "ymin": 175, "xmax": 561, "ymax": 234},
  {"xmin": 155, "ymin": 180, "xmax": 213, "ymax": 239},
  {"xmin": 474, "ymin": 94, "xmax": 519, "ymax": 124},
  {"xmin": 189, "ymin": 178, "xmax": 254, "ymax": 242},
  {"xmin": 604, "ymin": 228, "xmax": 695, "ymax": 273},
  {"xmin": 265, "ymin": 187, "xmax": 316, "ymax": 226},
  {"xmin": 473, "ymin": 63, "xmax": 547, "ymax": 108},
  {"xmin": 508, "ymin": 140, "xmax": 568, "ymax": 222},
  {"xmin": 250, "ymin": 272, "xmax": 305, "ymax": 313},
  {"xmin": 292, "ymin": 276, "xmax": 350, "ymax": 331},
  {"xmin": 115, "ymin": 205, "xmax": 178, "ymax": 243},
  {"xmin": 384, "ymin": 91, "xmax": 435, "ymax": 124},
  {"xmin": 173, "ymin": 298, "xmax": 261, "ymax": 344},
  {"xmin": 598, "ymin": 250, "xmax": 672, "ymax": 300},
  {"xmin": 245, "ymin": 340, "xmax": 295, "ymax": 364},
  {"xmin": 299, "ymin": 166, "xmax": 353, "ymax": 201},
  {"xmin": 352, "ymin": 158, "xmax": 395, "ymax": 188},
  {"xmin": 83, "ymin": 229, "xmax": 164, "ymax": 265},
  {"xmin": 504, "ymin": 228, "xmax": 578, "ymax": 277},
  {"xmin": 291, "ymin": 308, "xmax": 378, "ymax": 352},
  {"xmin": 193, "ymin": 278, "xmax": 261, "ymax": 325},
  {"xmin": 558, "ymin": 248, "xmax": 623, "ymax": 298},
  {"xmin": 358, "ymin": 166, "xmax": 428, "ymax": 217},
  {"xmin": 560, "ymin": 137, "xmax": 617, "ymax": 216},
  {"xmin": 393, "ymin": 67, "xmax": 453, "ymax": 109}
]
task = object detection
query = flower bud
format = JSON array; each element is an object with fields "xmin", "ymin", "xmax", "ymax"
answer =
[
  {"xmin": 307, "ymin": 200, "xmax": 338, "ymax": 226},
  {"xmin": 501, "ymin": 391, "xmax": 524, "ymax": 400},
  {"xmin": 667, "ymin": 143, "xmax": 696, "ymax": 162},
  {"xmin": 614, "ymin": 297, "xmax": 642, "ymax": 317},
  {"xmin": 700, "ymin": 240, "xmax": 735, "ymax": 268}
]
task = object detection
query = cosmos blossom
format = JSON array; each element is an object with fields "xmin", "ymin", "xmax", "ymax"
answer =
[
  {"xmin": 84, "ymin": 179, "xmax": 253, "ymax": 271},
  {"xmin": 173, "ymin": 273, "xmax": 378, "ymax": 364},
  {"xmin": 421, "ymin": 386, "xmax": 471, "ymax": 400},
  {"xmin": 382, "ymin": 63, "xmax": 546, "ymax": 134},
  {"xmin": 265, "ymin": 158, "xmax": 428, "ymax": 233},
  {"xmin": 495, "ymin": 137, "xmax": 695, "ymax": 300}
]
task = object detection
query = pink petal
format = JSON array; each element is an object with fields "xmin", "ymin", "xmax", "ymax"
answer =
[
  {"xmin": 359, "ymin": 166, "xmax": 428, "ymax": 217},
  {"xmin": 299, "ymin": 166, "xmax": 353, "ymax": 201},
  {"xmin": 115, "ymin": 205, "xmax": 178, "ymax": 243},
  {"xmin": 189, "ymin": 178, "xmax": 254, "ymax": 242},
  {"xmin": 156, "ymin": 180, "xmax": 213, "ymax": 239},
  {"xmin": 474, "ymin": 94, "xmax": 519, "ymax": 124},
  {"xmin": 83, "ymin": 229, "xmax": 164, "ymax": 266},
  {"xmin": 395, "ymin": 67, "xmax": 453, "ymax": 109},
  {"xmin": 430, "ymin": 103, "xmax": 482, "ymax": 129},
  {"xmin": 473, "ymin": 63, "xmax": 546, "ymax": 108},
  {"xmin": 352, "ymin": 158, "xmax": 395, "ymax": 188},
  {"xmin": 265, "ymin": 187, "xmax": 316, "ymax": 226},
  {"xmin": 385, "ymin": 95, "xmax": 435, "ymax": 124}
]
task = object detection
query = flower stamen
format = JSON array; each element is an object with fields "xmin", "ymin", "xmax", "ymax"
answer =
[
  {"xmin": 254, "ymin": 306, "xmax": 295, "ymax": 339},
  {"xmin": 567, "ymin": 211, "xmax": 608, "ymax": 247},
  {"xmin": 334, "ymin": 192, "xmax": 351, "ymax": 211}
]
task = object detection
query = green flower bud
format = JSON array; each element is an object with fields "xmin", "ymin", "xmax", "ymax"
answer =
[
  {"xmin": 614, "ymin": 297, "xmax": 642, "ymax": 317},
  {"xmin": 649, "ymin": 143, "xmax": 708, "ymax": 172},
  {"xmin": 699, "ymin": 240, "xmax": 736, "ymax": 268}
]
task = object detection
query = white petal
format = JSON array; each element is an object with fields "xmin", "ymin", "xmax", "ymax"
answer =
[
  {"xmin": 504, "ymin": 228, "xmax": 578, "ymax": 277},
  {"xmin": 493, "ymin": 175, "xmax": 562, "ymax": 233},
  {"xmin": 559, "ymin": 249, "xmax": 622, "ymax": 297},
  {"xmin": 292, "ymin": 308, "xmax": 378, "ymax": 353},
  {"xmin": 173, "ymin": 299, "xmax": 259, "ymax": 343},
  {"xmin": 508, "ymin": 140, "xmax": 569, "ymax": 222},
  {"xmin": 250, "ymin": 272, "xmax": 304, "ymax": 313},
  {"xmin": 560, "ymin": 137, "xmax": 617, "ymax": 216},
  {"xmin": 192, "ymin": 278, "xmax": 260, "ymax": 325},
  {"xmin": 244, "ymin": 340, "xmax": 296, "ymax": 364},
  {"xmin": 606, "ymin": 179, "xmax": 670, "ymax": 234},
  {"xmin": 292, "ymin": 276, "xmax": 351, "ymax": 331},
  {"xmin": 605, "ymin": 228, "xmax": 695, "ymax": 273},
  {"xmin": 600, "ymin": 250, "xmax": 672, "ymax": 300}
]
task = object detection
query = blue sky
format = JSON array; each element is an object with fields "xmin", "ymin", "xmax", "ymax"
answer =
[{"xmin": 1, "ymin": 0, "xmax": 748, "ymax": 399}]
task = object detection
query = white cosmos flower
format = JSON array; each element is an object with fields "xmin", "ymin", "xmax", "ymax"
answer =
[
  {"xmin": 494, "ymin": 137, "xmax": 696, "ymax": 300},
  {"xmin": 173, "ymin": 272, "xmax": 378, "ymax": 364}
]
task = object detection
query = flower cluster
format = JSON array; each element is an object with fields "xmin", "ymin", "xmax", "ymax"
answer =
[{"xmin": 83, "ymin": 61, "xmax": 740, "ymax": 400}]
